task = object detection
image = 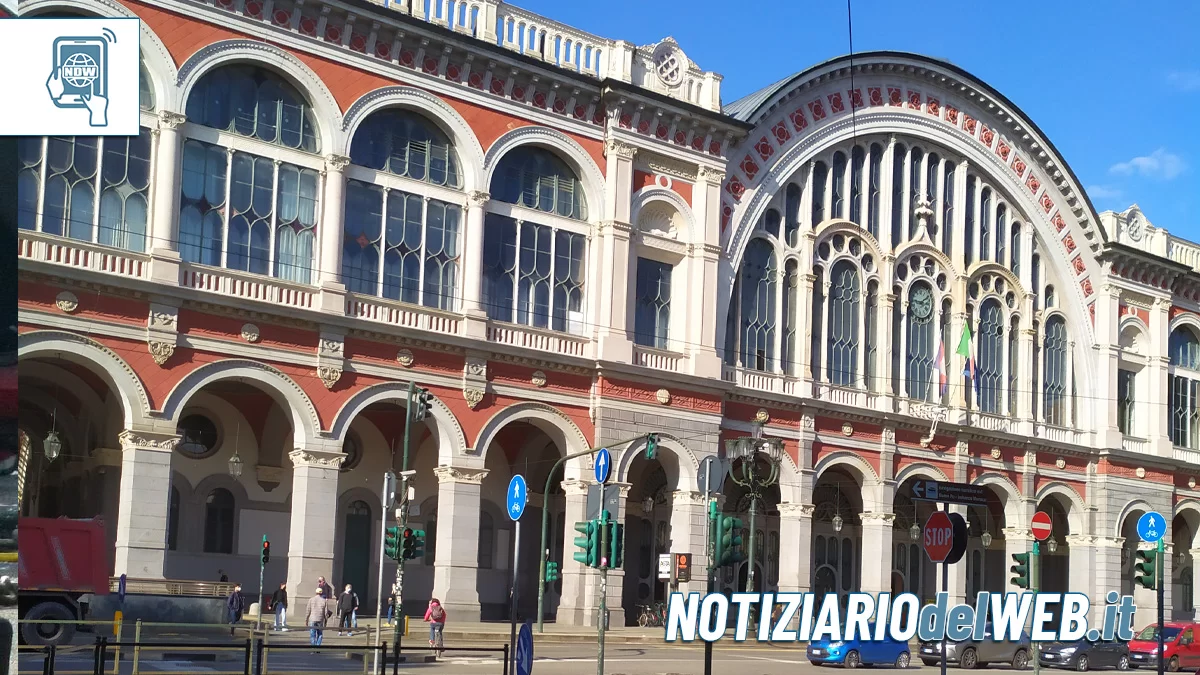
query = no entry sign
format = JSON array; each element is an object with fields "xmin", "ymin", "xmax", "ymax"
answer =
[
  {"xmin": 924, "ymin": 511, "xmax": 955, "ymax": 563},
  {"xmin": 1032, "ymin": 511, "xmax": 1053, "ymax": 541}
]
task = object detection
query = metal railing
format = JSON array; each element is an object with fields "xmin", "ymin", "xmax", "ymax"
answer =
[{"xmin": 107, "ymin": 577, "xmax": 237, "ymax": 597}]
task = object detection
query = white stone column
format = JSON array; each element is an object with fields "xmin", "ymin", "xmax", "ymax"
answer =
[
  {"xmin": 1148, "ymin": 297, "xmax": 1173, "ymax": 455},
  {"xmin": 148, "ymin": 112, "xmax": 186, "ymax": 284},
  {"xmin": 668, "ymin": 490, "xmax": 710, "ymax": 595},
  {"xmin": 460, "ymin": 190, "xmax": 490, "ymax": 338},
  {"xmin": 317, "ymin": 155, "xmax": 350, "ymax": 314},
  {"xmin": 860, "ymin": 511, "xmax": 895, "ymax": 597},
  {"xmin": 432, "ymin": 466, "xmax": 488, "ymax": 621},
  {"xmin": 285, "ymin": 448, "xmax": 343, "ymax": 606},
  {"xmin": 777, "ymin": 503, "xmax": 813, "ymax": 593},
  {"xmin": 113, "ymin": 430, "xmax": 177, "ymax": 578},
  {"xmin": 556, "ymin": 479, "xmax": 592, "ymax": 625},
  {"xmin": 596, "ymin": 139, "xmax": 636, "ymax": 364},
  {"xmin": 690, "ymin": 166, "xmax": 725, "ymax": 378}
]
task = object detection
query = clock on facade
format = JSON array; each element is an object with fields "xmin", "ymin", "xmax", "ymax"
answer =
[{"xmin": 911, "ymin": 285, "xmax": 933, "ymax": 319}]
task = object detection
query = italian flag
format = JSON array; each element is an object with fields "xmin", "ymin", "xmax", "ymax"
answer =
[
  {"xmin": 957, "ymin": 322, "xmax": 979, "ymax": 396},
  {"xmin": 930, "ymin": 331, "xmax": 948, "ymax": 400}
]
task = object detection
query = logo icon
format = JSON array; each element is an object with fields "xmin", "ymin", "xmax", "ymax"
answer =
[{"xmin": 45, "ymin": 31, "xmax": 116, "ymax": 127}]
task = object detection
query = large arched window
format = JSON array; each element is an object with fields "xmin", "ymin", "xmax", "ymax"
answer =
[
  {"xmin": 849, "ymin": 146, "xmax": 864, "ymax": 225},
  {"xmin": 827, "ymin": 260, "xmax": 860, "ymax": 386},
  {"xmin": 941, "ymin": 160, "xmax": 955, "ymax": 255},
  {"xmin": 203, "ymin": 488, "xmax": 235, "ymax": 554},
  {"xmin": 738, "ymin": 239, "xmax": 778, "ymax": 371},
  {"xmin": 1170, "ymin": 326, "xmax": 1200, "ymax": 448},
  {"xmin": 906, "ymin": 282, "xmax": 935, "ymax": 400},
  {"xmin": 812, "ymin": 161, "xmax": 828, "ymax": 227},
  {"xmin": 1043, "ymin": 316, "xmax": 1069, "ymax": 426},
  {"xmin": 482, "ymin": 147, "xmax": 588, "ymax": 333},
  {"xmin": 349, "ymin": 109, "xmax": 461, "ymax": 187},
  {"xmin": 785, "ymin": 184, "xmax": 802, "ymax": 246},
  {"xmin": 890, "ymin": 144, "xmax": 906, "ymax": 245},
  {"xmin": 180, "ymin": 65, "xmax": 322, "ymax": 283},
  {"xmin": 783, "ymin": 260, "xmax": 800, "ymax": 374},
  {"xmin": 867, "ymin": 144, "xmax": 882, "ymax": 238},
  {"xmin": 977, "ymin": 299, "xmax": 1005, "ymax": 414},
  {"xmin": 831, "ymin": 151, "xmax": 846, "ymax": 219}
]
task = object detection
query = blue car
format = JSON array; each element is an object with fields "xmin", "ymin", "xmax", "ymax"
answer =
[{"xmin": 808, "ymin": 623, "xmax": 912, "ymax": 668}]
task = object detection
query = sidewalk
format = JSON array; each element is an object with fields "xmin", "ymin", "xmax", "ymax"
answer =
[{"xmin": 250, "ymin": 618, "xmax": 669, "ymax": 645}]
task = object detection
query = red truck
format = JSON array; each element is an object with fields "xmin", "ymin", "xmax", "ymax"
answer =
[{"xmin": 17, "ymin": 517, "xmax": 111, "ymax": 645}]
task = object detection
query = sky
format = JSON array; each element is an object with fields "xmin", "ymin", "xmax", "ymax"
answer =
[{"xmin": 519, "ymin": 0, "xmax": 1200, "ymax": 240}]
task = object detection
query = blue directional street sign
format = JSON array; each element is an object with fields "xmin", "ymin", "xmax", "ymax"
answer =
[
  {"xmin": 594, "ymin": 447, "xmax": 611, "ymax": 484},
  {"xmin": 516, "ymin": 621, "xmax": 533, "ymax": 675},
  {"xmin": 1138, "ymin": 511, "xmax": 1166, "ymax": 543},
  {"xmin": 507, "ymin": 474, "xmax": 528, "ymax": 522}
]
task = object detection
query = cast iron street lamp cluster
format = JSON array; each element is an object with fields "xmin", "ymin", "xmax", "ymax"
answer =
[{"xmin": 723, "ymin": 423, "xmax": 783, "ymax": 594}]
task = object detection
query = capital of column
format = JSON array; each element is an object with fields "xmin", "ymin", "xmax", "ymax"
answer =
[
  {"xmin": 697, "ymin": 165, "xmax": 725, "ymax": 186},
  {"xmin": 1002, "ymin": 527, "xmax": 1034, "ymax": 541},
  {"xmin": 777, "ymin": 502, "xmax": 814, "ymax": 519},
  {"xmin": 467, "ymin": 190, "xmax": 491, "ymax": 207},
  {"xmin": 158, "ymin": 110, "xmax": 187, "ymax": 129},
  {"xmin": 670, "ymin": 490, "xmax": 708, "ymax": 506},
  {"xmin": 288, "ymin": 448, "xmax": 345, "ymax": 470},
  {"xmin": 610, "ymin": 481, "xmax": 633, "ymax": 498},
  {"xmin": 324, "ymin": 154, "xmax": 352, "ymax": 173},
  {"xmin": 1094, "ymin": 536, "xmax": 1127, "ymax": 549},
  {"xmin": 433, "ymin": 465, "xmax": 489, "ymax": 485},
  {"xmin": 1064, "ymin": 534, "xmax": 1098, "ymax": 547},
  {"xmin": 561, "ymin": 479, "xmax": 591, "ymax": 497},
  {"xmin": 118, "ymin": 429, "xmax": 179, "ymax": 453},
  {"xmin": 604, "ymin": 138, "xmax": 637, "ymax": 159},
  {"xmin": 860, "ymin": 512, "xmax": 897, "ymax": 524}
]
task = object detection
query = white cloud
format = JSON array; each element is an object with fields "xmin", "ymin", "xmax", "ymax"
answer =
[
  {"xmin": 1086, "ymin": 185, "xmax": 1123, "ymax": 200},
  {"xmin": 1109, "ymin": 148, "xmax": 1187, "ymax": 180},
  {"xmin": 1167, "ymin": 70, "xmax": 1200, "ymax": 92}
]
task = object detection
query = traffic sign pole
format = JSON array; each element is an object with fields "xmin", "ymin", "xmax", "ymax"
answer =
[
  {"xmin": 1158, "ymin": 537, "xmax": 1165, "ymax": 675},
  {"xmin": 1033, "ymin": 539, "xmax": 1041, "ymax": 675},
  {"xmin": 598, "ymin": 509, "xmax": 608, "ymax": 675},
  {"xmin": 939, "ymin": 503, "xmax": 948, "ymax": 675}
]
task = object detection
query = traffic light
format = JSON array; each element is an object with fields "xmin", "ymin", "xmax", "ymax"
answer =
[
  {"xmin": 645, "ymin": 433, "xmax": 659, "ymax": 460},
  {"xmin": 1009, "ymin": 552, "xmax": 1029, "ymax": 589},
  {"xmin": 573, "ymin": 521, "xmax": 597, "ymax": 567},
  {"xmin": 545, "ymin": 561, "xmax": 559, "ymax": 583},
  {"xmin": 1135, "ymin": 550, "xmax": 1157, "ymax": 590},
  {"xmin": 717, "ymin": 516, "xmax": 745, "ymax": 567},
  {"xmin": 261, "ymin": 537, "xmax": 270, "ymax": 564},
  {"xmin": 712, "ymin": 510, "xmax": 725, "ymax": 569},
  {"xmin": 384, "ymin": 526, "xmax": 401, "ymax": 561},
  {"xmin": 608, "ymin": 521, "xmax": 625, "ymax": 569},
  {"xmin": 411, "ymin": 529, "xmax": 426, "ymax": 560},
  {"xmin": 412, "ymin": 388, "xmax": 433, "ymax": 421},
  {"xmin": 401, "ymin": 527, "xmax": 416, "ymax": 560}
]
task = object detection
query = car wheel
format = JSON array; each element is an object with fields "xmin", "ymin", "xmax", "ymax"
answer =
[
  {"xmin": 961, "ymin": 648, "xmax": 979, "ymax": 670},
  {"xmin": 922, "ymin": 659, "xmax": 940, "ymax": 667},
  {"xmin": 1118, "ymin": 655, "xmax": 1130, "ymax": 671},
  {"xmin": 811, "ymin": 662, "xmax": 823, "ymax": 667},
  {"xmin": 845, "ymin": 650, "xmax": 861, "ymax": 669},
  {"xmin": 896, "ymin": 651, "xmax": 911, "ymax": 669},
  {"xmin": 1012, "ymin": 649, "xmax": 1030, "ymax": 670},
  {"xmin": 1076, "ymin": 654, "xmax": 1089, "ymax": 672},
  {"xmin": 1168, "ymin": 656, "xmax": 1180, "ymax": 672}
]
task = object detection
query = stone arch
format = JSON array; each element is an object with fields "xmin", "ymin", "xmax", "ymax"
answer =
[
  {"xmin": 813, "ymin": 450, "xmax": 881, "ymax": 511},
  {"xmin": 971, "ymin": 471, "xmax": 1024, "ymax": 526},
  {"xmin": 614, "ymin": 432, "xmax": 699, "ymax": 492},
  {"xmin": 20, "ymin": 0, "xmax": 178, "ymax": 111},
  {"xmin": 814, "ymin": 219, "xmax": 885, "ymax": 261},
  {"xmin": 328, "ymin": 381, "xmax": 467, "ymax": 467},
  {"xmin": 19, "ymin": 330, "xmax": 151, "ymax": 428},
  {"xmin": 966, "ymin": 261, "xmax": 1028, "ymax": 298},
  {"xmin": 1119, "ymin": 315, "xmax": 1148, "ymax": 354},
  {"xmin": 1113, "ymin": 498, "xmax": 1158, "ymax": 539},
  {"xmin": 161, "ymin": 360, "xmax": 322, "ymax": 449},
  {"xmin": 1034, "ymin": 481, "xmax": 1086, "ymax": 533},
  {"xmin": 473, "ymin": 402, "xmax": 590, "ymax": 477},
  {"xmin": 176, "ymin": 39, "xmax": 344, "ymax": 153},
  {"xmin": 892, "ymin": 239, "xmax": 960, "ymax": 280},
  {"xmin": 1169, "ymin": 313, "xmax": 1200, "ymax": 339},
  {"xmin": 893, "ymin": 461, "xmax": 951, "ymax": 486},
  {"xmin": 631, "ymin": 186, "xmax": 697, "ymax": 243},
  {"xmin": 340, "ymin": 85, "xmax": 486, "ymax": 191},
  {"xmin": 483, "ymin": 126, "xmax": 604, "ymax": 221}
]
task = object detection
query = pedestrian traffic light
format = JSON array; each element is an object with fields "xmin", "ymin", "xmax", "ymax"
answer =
[
  {"xmin": 573, "ymin": 521, "xmax": 597, "ymax": 567},
  {"xmin": 1009, "ymin": 552, "xmax": 1029, "ymax": 589},
  {"xmin": 400, "ymin": 527, "xmax": 415, "ymax": 560},
  {"xmin": 1135, "ymin": 549, "xmax": 1157, "ymax": 590},
  {"xmin": 608, "ymin": 521, "xmax": 625, "ymax": 569},
  {"xmin": 717, "ymin": 516, "xmax": 744, "ymax": 567},
  {"xmin": 412, "ymin": 388, "xmax": 433, "ymax": 421},
  {"xmin": 410, "ymin": 529, "xmax": 426, "ymax": 560},
  {"xmin": 261, "ymin": 537, "xmax": 270, "ymax": 565},
  {"xmin": 545, "ymin": 561, "xmax": 559, "ymax": 583},
  {"xmin": 645, "ymin": 433, "xmax": 659, "ymax": 460},
  {"xmin": 711, "ymin": 510, "xmax": 725, "ymax": 569},
  {"xmin": 384, "ymin": 526, "xmax": 401, "ymax": 561}
]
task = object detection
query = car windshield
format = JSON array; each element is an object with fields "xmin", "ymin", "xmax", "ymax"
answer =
[{"xmin": 1135, "ymin": 626, "xmax": 1182, "ymax": 641}]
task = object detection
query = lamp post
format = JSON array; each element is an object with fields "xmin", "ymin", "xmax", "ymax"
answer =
[
  {"xmin": 723, "ymin": 424, "xmax": 782, "ymax": 594},
  {"xmin": 43, "ymin": 430, "xmax": 62, "ymax": 462}
]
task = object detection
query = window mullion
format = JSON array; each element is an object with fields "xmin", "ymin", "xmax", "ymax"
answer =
[
  {"xmin": 36, "ymin": 136, "xmax": 49, "ymax": 233},
  {"xmin": 379, "ymin": 188, "xmax": 390, "ymax": 297},
  {"xmin": 269, "ymin": 160, "xmax": 280, "ymax": 278},
  {"xmin": 92, "ymin": 137, "xmax": 104, "ymax": 243},
  {"xmin": 512, "ymin": 219, "xmax": 522, "ymax": 324},
  {"xmin": 418, "ymin": 196, "xmax": 429, "ymax": 300},
  {"xmin": 548, "ymin": 223, "xmax": 558, "ymax": 329},
  {"xmin": 222, "ymin": 148, "xmax": 234, "ymax": 269}
]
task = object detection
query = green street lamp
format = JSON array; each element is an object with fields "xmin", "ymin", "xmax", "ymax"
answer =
[{"xmin": 723, "ymin": 427, "xmax": 782, "ymax": 594}]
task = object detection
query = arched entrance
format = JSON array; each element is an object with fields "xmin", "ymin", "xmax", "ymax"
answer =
[
  {"xmin": 341, "ymin": 500, "xmax": 373, "ymax": 599},
  {"xmin": 810, "ymin": 466, "xmax": 862, "ymax": 610}
]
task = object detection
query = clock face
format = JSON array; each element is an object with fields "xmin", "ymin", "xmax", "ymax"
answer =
[{"xmin": 912, "ymin": 286, "xmax": 933, "ymax": 319}]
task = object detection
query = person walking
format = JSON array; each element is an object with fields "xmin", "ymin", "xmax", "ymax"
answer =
[
  {"xmin": 225, "ymin": 584, "xmax": 245, "ymax": 637},
  {"xmin": 316, "ymin": 576, "xmax": 333, "ymax": 599},
  {"xmin": 423, "ymin": 598, "xmax": 446, "ymax": 653},
  {"xmin": 270, "ymin": 582, "xmax": 288, "ymax": 631},
  {"xmin": 386, "ymin": 591, "xmax": 395, "ymax": 626},
  {"xmin": 305, "ymin": 587, "xmax": 330, "ymax": 650},
  {"xmin": 337, "ymin": 584, "xmax": 358, "ymax": 636}
]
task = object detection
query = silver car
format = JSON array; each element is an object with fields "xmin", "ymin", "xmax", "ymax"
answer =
[{"xmin": 919, "ymin": 626, "xmax": 1034, "ymax": 669}]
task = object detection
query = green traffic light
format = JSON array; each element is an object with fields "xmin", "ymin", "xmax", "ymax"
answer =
[
  {"xmin": 645, "ymin": 434, "xmax": 658, "ymax": 460},
  {"xmin": 1009, "ymin": 552, "xmax": 1030, "ymax": 589},
  {"xmin": 609, "ymin": 522, "xmax": 624, "ymax": 569},
  {"xmin": 1135, "ymin": 550, "xmax": 1157, "ymax": 590},
  {"xmin": 384, "ymin": 526, "xmax": 401, "ymax": 561},
  {"xmin": 573, "ymin": 521, "xmax": 596, "ymax": 567}
]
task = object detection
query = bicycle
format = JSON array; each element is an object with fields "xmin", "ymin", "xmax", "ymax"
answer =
[
  {"xmin": 429, "ymin": 623, "xmax": 444, "ymax": 657},
  {"xmin": 637, "ymin": 603, "xmax": 668, "ymax": 628}
]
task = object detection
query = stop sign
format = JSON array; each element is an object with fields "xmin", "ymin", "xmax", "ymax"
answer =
[{"xmin": 924, "ymin": 511, "xmax": 955, "ymax": 563}]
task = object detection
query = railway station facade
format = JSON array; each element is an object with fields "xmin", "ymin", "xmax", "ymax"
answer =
[{"xmin": 15, "ymin": 0, "xmax": 1200, "ymax": 627}]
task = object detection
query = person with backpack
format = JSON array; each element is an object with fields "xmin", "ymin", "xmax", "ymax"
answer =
[
  {"xmin": 424, "ymin": 598, "xmax": 446, "ymax": 651},
  {"xmin": 336, "ymin": 584, "xmax": 358, "ymax": 636},
  {"xmin": 225, "ymin": 584, "xmax": 244, "ymax": 637}
]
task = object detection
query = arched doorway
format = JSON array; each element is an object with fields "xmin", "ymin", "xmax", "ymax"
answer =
[
  {"xmin": 341, "ymin": 500, "xmax": 372, "ymax": 599},
  {"xmin": 810, "ymin": 466, "xmax": 862, "ymax": 610}
]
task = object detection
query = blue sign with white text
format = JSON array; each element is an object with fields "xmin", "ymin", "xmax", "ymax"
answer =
[
  {"xmin": 1138, "ymin": 511, "xmax": 1166, "ymax": 543},
  {"xmin": 594, "ymin": 447, "xmax": 611, "ymax": 484},
  {"xmin": 516, "ymin": 622, "xmax": 533, "ymax": 675},
  {"xmin": 507, "ymin": 474, "xmax": 527, "ymax": 522}
]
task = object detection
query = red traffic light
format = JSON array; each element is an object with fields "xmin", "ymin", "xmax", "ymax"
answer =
[
  {"xmin": 263, "ymin": 540, "xmax": 270, "ymax": 549},
  {"xmin": 403, "ymin": 528, "xmax": 413, "ymax": 537}
]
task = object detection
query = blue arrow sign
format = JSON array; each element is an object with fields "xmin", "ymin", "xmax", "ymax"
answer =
[
  {"xmin": 1138, "ymin": 511, "xmax": 1166, "ymax": 543},
  {"xmin": 594, "ymin": 447, "xmax": 611, "ymax": 484},
  {"xmin": 507, "ymin": 474, "xmax": 528, "ymax": 522},
  {"xmin": 516, "ymin": 622, "xmax": 533, "ymax": 675}
]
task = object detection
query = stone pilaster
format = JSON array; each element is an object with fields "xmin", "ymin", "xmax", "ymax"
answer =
[
  {"xmin": 860, "ymin": 511, "xmax": 896, "ymax": 596},
  {"xmin": 113, "ymin": 429, "xmax": 178, "ymax": 578},
  {"xmin": 431, "ymin": 466, "xmax": 488, "ymax": 621},
  {"xmin": 777, "ymin": 502, "xmax": 813, "ymax": 593},
  {"xmin": 461, "ymin": 190, "xmax": 490, "ymax": 338},
  {"xmin": 555, "ymin": 479, "xmax": 592, "ymax": 625},
  {"xmin": 317, "ymin": 154, "xmax": 350, "ymax": 313},
  {"xmin": 285, "ymin": 448, "xmax": 343, "ymax": 605},
  {"xmin": 669, "ymin": 490, "xmax": 709, "ymax": 594}
]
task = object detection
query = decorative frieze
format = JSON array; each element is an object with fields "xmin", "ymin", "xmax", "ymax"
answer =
[
  {"xmin": 531, "ymin": 370, "xmax": 548, "ymax": 387},
  {"xmin": 146, "ymin": 302, "xmax": 180, "ymax": 367},
  {"xmin": 434, "ymin": 466, "xmax": 489, "ymax": 485},
  {"xmin": 316, "ymin": 331, "xmax": 346, "ymax": 389},
  {"xmin": 118, "ymin": 429, "xmax": 179, "ymax": 452},
  {"xmin": 288, "ymin": 448, "xmax": 345, "ymax": 469}
]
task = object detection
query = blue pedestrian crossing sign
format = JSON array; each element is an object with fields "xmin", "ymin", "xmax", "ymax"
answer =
[
  {"xmin": 516, "ymin": 621, "xmax": 533, "ymax": 675},
  {"xmin": 507, "ymin": 474, "xmax": 527, "ymax": 521},
  {"xmin": 1138, "ymin": 511, "xmax": 1166, "ymax": 543},
  {"xmin": 594, "ymin": 447, "xmax": 611, "ymax": 484}
]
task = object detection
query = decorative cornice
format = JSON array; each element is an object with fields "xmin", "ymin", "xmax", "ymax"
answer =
[
  {"xmin": 288, "ymin": 448, "xmax": 345, "ymax": 469},
  {"xmin": 118, "ymin": 429, "xmax": 179, "ymax": 452},
  {"xmin": 433, "ymin": 466, "xmax": 489, "ymax": 485}
]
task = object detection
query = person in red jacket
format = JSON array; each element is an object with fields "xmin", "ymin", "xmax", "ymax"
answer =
[{"xmin": 423, "ymin": 598, "xmax": 446, "ymax": 652}]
